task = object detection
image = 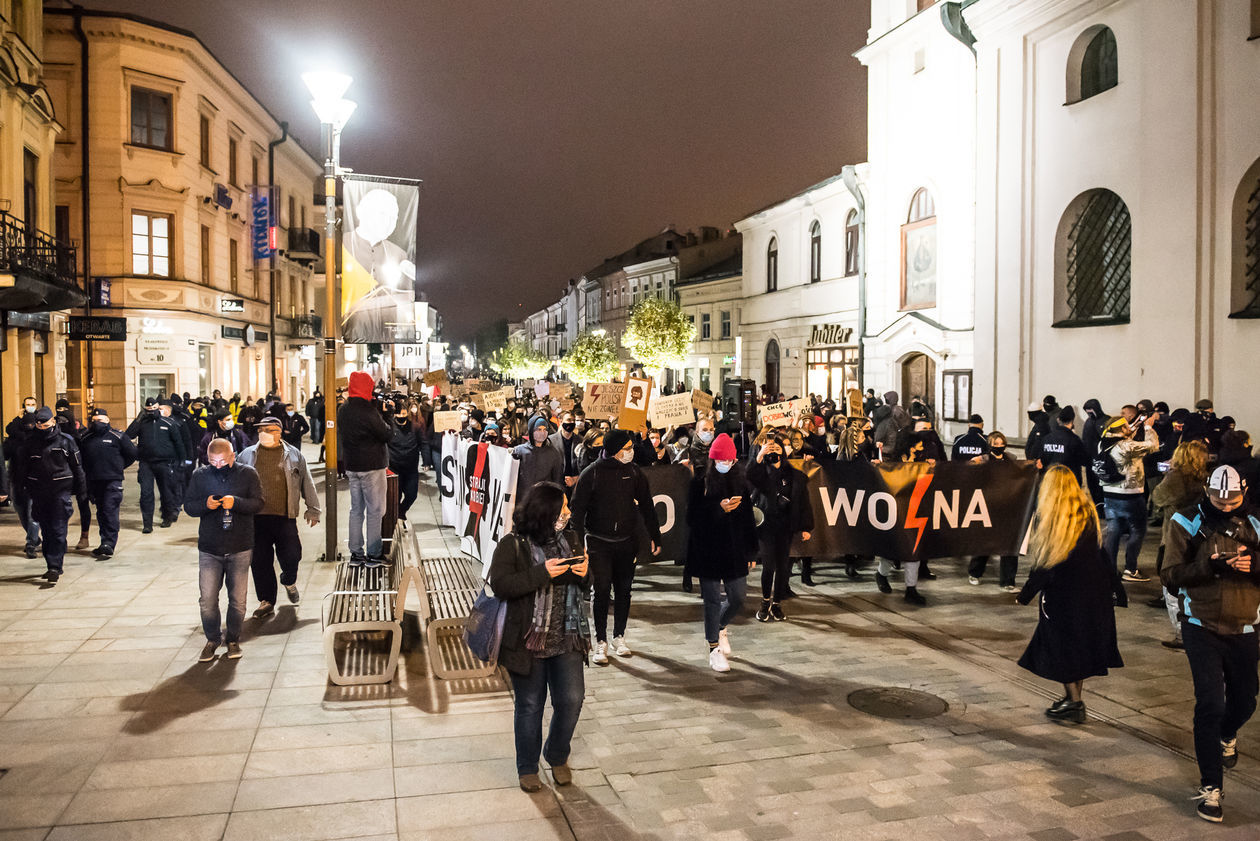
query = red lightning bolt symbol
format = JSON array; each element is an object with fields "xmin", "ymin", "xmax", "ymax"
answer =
[{"xmin": 905, "ymin": 474, "xmax": 933, "ymax": 555}]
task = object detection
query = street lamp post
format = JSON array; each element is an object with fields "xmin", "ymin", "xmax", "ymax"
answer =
[{"xmin": 303, "ymin": 72, "xmax": 356, "ymax": 564}]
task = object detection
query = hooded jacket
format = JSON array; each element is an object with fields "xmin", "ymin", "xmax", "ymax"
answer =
[
  {"xmin": 1161, "ymin": 500, "xmax": 1260, "ymax": 635},
  {"xmin": 513, "ymin": 416, "xmax": 563, "ymax": 494},
  {"xmin": 337, "ymin": 372, "xmax": 393, "ymax": 472},
  {"xmin": 569, "ymin": 455, "xmax": 661, "ymax": 545}
]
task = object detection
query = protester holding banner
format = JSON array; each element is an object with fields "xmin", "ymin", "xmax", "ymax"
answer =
[
  {"xmin": 686, "ymin": 434, "xmax": 756, "ymax": 672},
  {"xmin": 487, "ymin": 482, "xmax": 591, "ymax": 794},
  {"xmin": 1016, "ymin": 464, "xmax": 1126, "ymax": 725},
  {"xmin": 569, "ymin": 429, "xmax": 662, "ymax": 665},
  {"xmin": 967, "ymin": 431, "xmax": 1020, "ymax": 592},
  {"xmin": 748, "ymin": 431, "xmax": 813, "ymax": 622}
]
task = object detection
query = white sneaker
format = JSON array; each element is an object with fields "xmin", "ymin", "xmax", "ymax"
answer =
[
  {"xmin": 717, "ymin": 629, "xmax": 732, "ymax": 656},
  {"xmin": 709, "ymin": 647, "xmax": 730, "ymax": 673},
  {"xmin": 612, "ymin": 636, "xmax": 631, "ymax": 657},
  {"xmin": 592, "ymin": 641, "xmax": 608, "ymax": 665},
  {"xmin": 968, "ymin": 576, "xmax": 981, "ymax": 586}
]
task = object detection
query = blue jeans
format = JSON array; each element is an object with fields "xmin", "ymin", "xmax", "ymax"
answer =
[
  {"xmin": 1103, "ymin": 494, "xmax": 1147, "ymax": 571},
  {"xmin": 14, "ymin": 494, "xmax": 41, "ymax": 550},
  {"xmin": 347, "ymin": 469, "xmax": 387, "ymax": 557},
  {"xmin": 508, "ymin": 650, "xmax": 586, "ymax": 775},
  {"xmin": 198, "ymin": 550, "xmax": 252, "ymax": 644},
  {"xmin": 699, "ymin": 576, "xmax": 747, "ymax": 643}
]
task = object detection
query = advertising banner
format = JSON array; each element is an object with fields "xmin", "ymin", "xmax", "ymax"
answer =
[
  {"xmin": 340, "ymin": 176, "xmax": 419, "ymax": 344},
  {"xmin": 648, "ymin": 392, "xmax": 695, "ymax": 429}
]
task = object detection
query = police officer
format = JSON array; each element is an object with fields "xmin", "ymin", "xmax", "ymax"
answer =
[
  {"xmin": 14, "ymin": 408, "xmax": 87, "ymax": 583},
  {"xmin": 126, "ymin": 397, "xmax": 187, "ymax": 533},
  {"xmin": 4, "ymin": 395, "xmax": 42, "ymax": 557},
  {"xmin": 168, "ymin": 393, "xmax": 198, "ymax": 506},
  {"xmin": 1038, "ymin": 406, "xmax": 1089, "ymax": 484},
  {"xmin": 79, "ymin": 406, "xmax": 138, "ymax": 559},
  {"xmin": 950, "ymin": 414, "xmax": 990, "ymax": 461}
]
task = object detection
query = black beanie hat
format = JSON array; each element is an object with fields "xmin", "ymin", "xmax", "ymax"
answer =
[
  {"xmin": 1058, "ymin": 406, "xmax": 1076, "ymax": 425},
  {"xmin": 603, "ymin": 429, "xmax": 631, "ymax": 456}
]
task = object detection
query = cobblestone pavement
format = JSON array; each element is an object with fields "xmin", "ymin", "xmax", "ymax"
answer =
[{"xmin": 1, "ymin": 449, "xmax": 1258, "ymax": 840}]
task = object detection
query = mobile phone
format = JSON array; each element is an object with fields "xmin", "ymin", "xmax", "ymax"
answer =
[
  {"xmin": 558, "ymin": 555, "xmax": 584, "ymax": 565},
  {"xmin": 212, "ymin": 495, "xmax": 223, "ymax": 501}
]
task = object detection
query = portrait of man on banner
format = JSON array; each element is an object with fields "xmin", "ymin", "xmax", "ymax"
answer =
[{"xmin": 340, "ymin": 177, "xmax": 420, "ymax": 344}]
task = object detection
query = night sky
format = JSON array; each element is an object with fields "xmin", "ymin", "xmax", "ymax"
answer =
[{"xmin": 81, "ymin": 0, "xmax": 870, "ymax": 339}]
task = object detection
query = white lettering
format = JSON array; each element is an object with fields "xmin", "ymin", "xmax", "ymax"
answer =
[
  {"xmin": 932, "ymin": 490, "xmax": 960, "ymax": 529},
  {"xmin": 962, "ymin": 491, "xmax": 992, "ymax": 528},
  {"xmin": 820, "ymin": 487, "xmax": 866, "ymax": 527},
  {"xmin": 868, "ymin": 492, "xmax": 897, "ymax": 530},
  {"xmin": 653, "ymin": 493, "xmax": 675, "ymax": 535}
]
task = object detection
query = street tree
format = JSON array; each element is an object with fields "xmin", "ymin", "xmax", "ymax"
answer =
[
  {"xmin": 561, "ymin": 329, "xmax": 620, "ymax": 384},
  {"xmin": 486, "ymin": 340, "xmax": 552, "ymax": 381},
  {"xmin": 621, "ymin": 296, "xmax": 694, "ymax": 380}
]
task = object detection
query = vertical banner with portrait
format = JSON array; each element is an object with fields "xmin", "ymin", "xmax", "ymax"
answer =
[{"xmin": 340, "ymin": 175, "xmax": 420, "ymax": 344}]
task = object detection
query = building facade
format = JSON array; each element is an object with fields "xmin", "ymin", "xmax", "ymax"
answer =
[
  {"xmin": 44, "ymin": 9, "xmax": 322, "ymax": 422},
  {"xmin": 675, "ymin": 254, "xmax": 742, "ymax": 393}
]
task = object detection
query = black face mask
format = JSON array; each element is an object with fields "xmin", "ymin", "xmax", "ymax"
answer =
[
  {"xmin": 562, "ymin": 423, "xmax": 575, "ymax": 433},
  {"xmin": 991, "ymin": 446, "xmax": 1006, "ymax": 457},
  {"xmin": 91, "ymin": 420, "xmax": 110, "ymax": 432},
  {"xmin": 39, "ymin": 425, "xmax": 59, "ymax": 441},
  {"xmin": 395, "ymin": 416, "xmax": 409, "ymax": 425},
  {"xmin": 765, "ymin": 453, "xmax": 782, "ymax": 466}
]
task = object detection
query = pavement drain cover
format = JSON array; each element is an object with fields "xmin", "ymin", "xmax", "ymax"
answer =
[{"xmin": 848, "ymin": 687, "xmax": 949, "ymax": 719}]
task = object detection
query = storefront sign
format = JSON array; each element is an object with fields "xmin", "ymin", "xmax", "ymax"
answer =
[
  {"xmin": 92, "ymin": 277, "xmax": 112, "ymax": 307},
  {"xmin": 252, "ymin": 190, "xmax": 273, "ymax": 260},
  {"xmin": 137, "ymin": 336, "xmax": 172, "ymax": 365},
  {"xmin": 222, "ymin": 326, "xmax": 267, "ymax": 344},
  {"xmin": 394, "ymin": 343, "xmax": 427, "ymax": 369},
  {"xmin": 220, "ymin": 298, "xmax": 245, "ymax": 314},
  {"xmin": 69, "ymin": 316, "xmax": 127, "ymax": 342},
  {"xmin": 808, "ymin": 324, "xmax": 854, "ymax": 345}
]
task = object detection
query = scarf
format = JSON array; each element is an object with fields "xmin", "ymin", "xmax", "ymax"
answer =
[{"xmin": 522, "ymin": 533, "xmax": 591, "ymax": 655}]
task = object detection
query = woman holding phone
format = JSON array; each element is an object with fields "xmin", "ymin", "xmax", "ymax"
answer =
[
  {"xmin": 748, "ymin": 430, "xmax": 813, "ymax": 622},
  {"xmin": 488, "ymin": 482, "xmax": 592, "ymax": 793},
  {"xmin": 685, "ymin": 433, "xmax": 757, "ymax": 672}
]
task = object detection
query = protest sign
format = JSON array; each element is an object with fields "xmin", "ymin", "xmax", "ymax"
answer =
[
  {"xmin": 423, "ymin": 369, "xmax": 448, "ymax": 387},
  {"xmin": 649, "ymin": 392, "xmax": 696, "ymax": 428},
  {"xmin": 757, "ymin": 398, "xmax": 808, "ymax": 428},
  {"xmin": 617, "ymin": 377, "xmax": 651, "ymax": 431},
  {"xmin": 482, "ymin": 390, "xmax": 508, "ymax": 412},
  {"xmin": 433, "ymin": 410, "xmax": 462, "ymax": 433},
  {"xmin": 586, "ymin": 383, "xmax": 624, "ymax": 416},
  {"xmin": 691, "ymin": 390, "xmax": 714, "ymax": 412},
  {"xmin": 549, "ymin": 382, "xmax": 571, "ymax": 401}
]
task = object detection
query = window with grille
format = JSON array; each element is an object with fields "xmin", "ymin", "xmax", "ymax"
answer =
[
  {"xmin": 809, "ymin": 221, "xmax": 821, "ymax": 284},
  {"xmin": 1055, "ymin": 189, "xmax": 1131, "ymax": 326},
  {"xmin": 767, "ymin": 237, "xmax": 778, "ymax": 292},
  {"xmin": 131, "ymin": 88, "xmax": 172, "ymax": 150},
  {"xmin": 131, "ymin": 211, "xmax": 171, "ymax": 276},
  {"xmin": 1068, "ymin": 26, "xmax": 1118, "ymax": 104},
  {"xmin": 844, "ymin": 209, "xmax": 859, "ymax": 277},
  {"xmin": 1231, "ymin": 162, "xmax": 1260, "ymax": 318}
]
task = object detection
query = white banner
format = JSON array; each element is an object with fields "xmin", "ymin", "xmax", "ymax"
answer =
[
  {"xmin": 649, "ymin": 392, "xmax": 695, "ymax": 428},
  {"xmin": 440, "ymin": 434, "xmax": 520, "ymax": 576},
  {"xmin": 439, "ymin": 432, "xmax": 462, "ymax": 528}
]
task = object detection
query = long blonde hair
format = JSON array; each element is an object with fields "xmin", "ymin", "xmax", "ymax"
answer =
[
  {"xmin": 1028, "ymin": 465, "xmax": 1101, "ymax": 570},
  {"xmin": 1170, "ymin": 439, "xmax": 1210, "ymax": 485}
]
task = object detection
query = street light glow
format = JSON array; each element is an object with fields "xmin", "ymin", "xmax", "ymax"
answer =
[{"xmin": 302, "ymin": 71, "xmax": 356, "ymax": 129}]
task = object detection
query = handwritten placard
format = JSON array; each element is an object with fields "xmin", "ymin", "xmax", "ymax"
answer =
[
  {"xmin": 690, "ymin": 390, "xmax": 713, "ymax": 412},
  {"xmin": 757, "ymin": 398, "xmax": 808, "ymax": 428},
  {"xmin": 649, "ymin": 392, "xmax": 696, "ymax": 428},
  {"xmin": 586, "ymin": 383, "xmax": 624, "ymax": 416},
  {"xmin": 433, "ymin": 410, "xmax": 462, "ymax": 433}
]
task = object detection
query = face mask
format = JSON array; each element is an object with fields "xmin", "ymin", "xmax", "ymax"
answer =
[
  {"xmin": 39, "ymin": 424, "xmax": 58, "ymax": 440},
  {"xmin": 286, "ymin": 410, "xmax": 295, "ymax": 417},
  {"xmin": 460, "ymin": 413, "xmax": 469, "ymax": 423},
  {"xmin": 677, "ymin": 437, "xmax": 689, "ymax": 448},
  {"xmin": 23, "ymin": 405, "xmax": 35, "ymax": 414},
  {"xmin": 555, "ymin": 513, "xmax": 570, "ymax": 532},
  {"xmin": 991, "ymin": 446, "xmax": 1006, "ymax": 457},
  {"xmin": 698, "ymin": 430, "xmax": 714, "ymax": 445},
  {"xmin": 562, "ymin": 423, "xmax": 575, "ymax": 433},
  {"xmin": 260, "ymin": 429, "xmax": 281, "ymax": 445},
  {"xmin": 616, "ymin": 449, "xmax": 634, "ymax": 465},
  {"xmin": 766, "ymin": 453, "xmax": 782, "ymax": 466},
  {"xmin": 649, "ymin": 436, "xmax": 661, "ymax": 447},
  {"xmin": 222, "ymin": 420, "xmax": 235, "ymax": 430},
  {"xmin": 533, "ymin": 429, "xmax": 548, "ymax": 443},
  {"xmin": 91, "ymin": 419, "xmax": 110, "ymax": 431},
  {"xmin": 396, "ymin": 416, "xmax": 409, "ymax": 425},
  {"xmin": 211, "ymin": 461, "xmax": 232, "ymax": 471},
  {"xmin": 715, "ymin": 461, "xmax": 733, "ymax": 474}
]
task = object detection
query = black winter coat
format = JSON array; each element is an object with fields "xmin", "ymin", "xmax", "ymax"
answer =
[
  {"xmin": 487, "ymin": 530, "xmax": 586, "ymax": 677},
  {"xmin": 126, "ymin": 412, "xmax": 187, "ymax": 463},
  {"xmin": 337, "ymin": 397, "xmax": 393, "ymax": 471},
  {"xmin": 388, "ymin": 420, "xmax": 424, "ymax": 470},
  {"xmin": 569, "ymin": 457, "xmax": 661, "ymax": 544},
  {"xmin": 747, "ymin": 458, "xmax": 814, "ymax": 536},
  {"xmin": 183, "ymin": 463, "xmax": 265, "ymax": 554},
  {"xmin": 685, "ymin": 469, "xmax": 756, "ymax": 579},
  {"xmin": 78, "ymin": 423, "xmax": 138, "ymax": 481}
]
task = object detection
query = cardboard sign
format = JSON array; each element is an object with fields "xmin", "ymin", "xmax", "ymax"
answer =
[
  {"xmin": 691, "ymin": 390, "xmax": 714, "ymax": 412},
  {"xmin": 617, "ymin": 377, "xmax": 652, "ymax": 431},
  {"xmin": 450, "ymin": 384, "xmax": 469, "ymax": 400},
  {"xmin": 482, "ymin": 390, "xmax": 508, "ymax": 412},
  {"xmin": 586, "ymin": 382, "xmax": 624, "ymax": 416},
  {"xmin": 433, "ymin": 410, "xmax": 463, "ymax": 433},
  {"xmin": 847, "ymin": 388, "xmax": 866, "ymax": 418},
  {"xmin": 559, "ymin": 398, "xmax": 576, "ymax": 412},
  {"xmin": 649, "ymin": 392, "xmax": 696, "ymax": 428},
  {"xmin": 549, "ymin": 382, "xmax": 570, "ymax": 401},
  {"xmin": 534, "ymin": 381, "xmax": 550, "ymax": 399},
  {"xmin": 758, "ymin": 398, "xmax": 809, "ymax": 428}
]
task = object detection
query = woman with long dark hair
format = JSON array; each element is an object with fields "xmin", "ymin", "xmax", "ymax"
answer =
[
  {"xmin": 488, "ymin": 482, "xmax": 591, "ymax": 792},
  {"xmin": 1016, "ymin": 464, "xmax": 1126, "ymax": 723},
  {"xmin": 748, "ymin": 430, "xmax": 813, "ymax": 622},
  {"xmin": 685, "ymin": 433, "xmax": 756, "ymax": 671}
]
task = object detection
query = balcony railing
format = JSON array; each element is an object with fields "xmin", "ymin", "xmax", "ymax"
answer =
[
  {"xmin": 289, "ymin": 314, "xmax": 322, "ymax": 338},
  {"xmin": 285, "ymin": 227, "xmax": 321, "ymax": 261},
  {"xmin": 0, "ymin": 211, "xmax": 83, "ymax": 312}
]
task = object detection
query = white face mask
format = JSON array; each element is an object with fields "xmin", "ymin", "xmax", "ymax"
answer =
[
  {"xmin": 616, "ymin": 449, "xmax": 634, "ymax": 465},
  {"xmin": 222, "ymin": 419, "xmax": 235, "ymax": 430},
  {"xmin": 715, "ymin": 461, "xmax": 734, "ymax": 474},
  {"xmin": 698, "ymin": 430, "xmax": 714, "ymax": 444}
]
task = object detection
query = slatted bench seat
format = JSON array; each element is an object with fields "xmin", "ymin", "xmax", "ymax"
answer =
[{"xmin": 417, "ymin": 555, "xmax": 498, "ymax": 680}]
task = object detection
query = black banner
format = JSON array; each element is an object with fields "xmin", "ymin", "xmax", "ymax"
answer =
[
  {"xmin": 644, "ymin": 463, "xmax": 692, "ymax": 564},
  {"xmin": 789, "ymin": 459, "xmax": 1038, "ymax": 560}
]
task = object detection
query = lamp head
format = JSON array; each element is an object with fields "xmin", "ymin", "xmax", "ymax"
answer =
[{"xmin": 302, "ymin": 72, "xmax": 356, "ymax": 129}]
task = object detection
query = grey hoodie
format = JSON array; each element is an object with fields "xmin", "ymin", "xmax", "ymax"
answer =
[{"xmin": 512, "ymin": 416, "xmax": 563, "ymax": 495}]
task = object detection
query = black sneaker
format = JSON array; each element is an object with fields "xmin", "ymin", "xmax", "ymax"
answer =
[
  {"xmin": 364, "ymin": 556, "xmax": 389, "ymax": 569},
  {"xmin": 24, "ymin": 546, "xmax": 37, "ymax": 559},
  {"xmin": 769, "ymin": 602, "xmax": 785, "ymax": 621},
  {"xmin": 1193, "ymin": 786, "xmax": 1223, "ymax": 823},
  {"xmin": 875, "ymin": 572, "xmax": 892, "ymax": 594},
  {"xmin": 43, "ymin": 571, "xmax": 60, "ymax": 584},
  {"xmin": 226, "ymin": 642, "xmax": 243, "ymax": 659},
  {"xmin": 198, "ymin": 641, "xmax": 218, "ymax": 662},
  {"xmin": 92, "ymin": 546, "xmax": 114, "ymax": 559},
  {"xmin": 1222, "ymin": 738, "xmax": 1238, "ymax": 769},
  {"xmin": 348, "ymin": 554, "xmax": 367, "ymax": 568},
  {"xmin": 142, "ymin": 526, "xmax": 153, "ymax": 534},
  {"xmin": 755, "ymin": 600, "xmax": 772, "ymax": 622},
  {"xmin": 159, "ymin": 519, "xmax": 173, "ymax": 529},
  {"xmin": 904, "ymin": 586, "xmax": 927, "ymax": 606}
]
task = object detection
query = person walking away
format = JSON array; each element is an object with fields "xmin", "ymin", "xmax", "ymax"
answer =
[
  {"xmin": 1150, "ymin": 440, "xmax": 1210, "ymax": 649},
  {"xmin": 1081, "ymin": 398, "xmax": 1110, "ymax": 506},
  {"xmin": 967, "ymin": 432, "xmax": 1020, "ymax": 591},
  {"xmin": 1098, "ymin": 413, "xmax": 1161, "ymax": 582},
  {"xmin": 13, "ymin": 408, "xmax": 87, "ymax": 584},
  {"xmin": 5, "ymin": 395, "xmax": 42, "ymax": 556},
  {"xmin": 282, "ymin": 403, "xmax": 309, "ymax": 449},
  {"xmin": 78, "ymin": 407, "xmax": 137, "ymax": 559},
  {"xmin": 339, "ymin": 371, "xmax": 394, "ymax": 566},
  {"xmin": 685, "ymin": 434, "xmax": 756, "ymax": 672},
  {"xmin": 184, "ymin": 439, "xmax": 264, "ymax": 662},
  {"xmin": 126, "ymin": 397, "xmax": 187, "ymax": 533},
  {"xmin": 514, "ymin": 416, "xmax": 563, "ymax": 498},
  {"xmin": 748, "ymin": 431, "xmax": 813, "ymax": 620},
  {"xmin": 1161, "ymin": 464, "xmax": 1260, "ymax": 823},
  {"xmin": 569, "ymin": 429, "xmax": 661, "ymax": 665},
  {"xmin": 1016, "ymin": 464, "xmax": 1126, "ymax": 724},
  {"xmin": 488, "ymin": 482, "xmax": 591, "ymax": 792},
  {"xmin": 306, "ymin": 391, "xmax": 324, "ymax": 445},
  {"xmin": 387, "ymin": 402, "xmax": 424, "ymax": 519},
  {"xmin": 237, "ymin": 417, "xmax": 320, "ymax": 618}
]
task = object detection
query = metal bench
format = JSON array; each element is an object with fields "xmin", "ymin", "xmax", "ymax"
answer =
[
  {"xmin": 417, "ymin": 555, "xmax": 498, "ymax": 680},
  {"xmin": 321, "ymin": 521, "xmax": 423, "ymax": 686}
]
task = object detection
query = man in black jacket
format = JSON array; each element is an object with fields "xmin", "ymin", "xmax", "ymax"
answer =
[
  {"xmin": 5, "ymin": 395, "xmax": 43, "ymax": 556},
  {"xmin": 126, "ymin": 398, "xmax": 187, "ymax": 533},
  {"xmin": 184, "ymin": 438, "xmax": 264, "ymax": 662},
  {"xmin": 569, "ymin": 429, "xmax": 661, "ymax": 665},
  {"xmin": 306, "ymin": 391, "xmax": 324, "ymax": 444},
  {"xmin": 1038, "ymin": 406, "xmax": 1089, "ymax": 483},
  {"xmin": 951, "ymin": 415, "xmax": 989, "ymax": 461},
  {"xmin": 78, "ymin": 407, "xmax": 138, "ymax": 559},
  {"xmin": 14, "ymin": 408, "xmax": 87, "ymax": 584},
  {"xmin": 338, "ymin": 371, "xmax": 394, "ymax": 565}
]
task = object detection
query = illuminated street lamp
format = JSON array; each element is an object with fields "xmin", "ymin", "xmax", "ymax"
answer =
[{"xmin": 303, "ymin": 70, "xmax": 355, "ymax": 564}]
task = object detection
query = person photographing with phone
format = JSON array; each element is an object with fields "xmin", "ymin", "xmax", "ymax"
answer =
[
  {"xmin": 184, "ymin": 438, "xmax": 264, "ymax": 663},
  {"xmin": 488, "ymin": 482, "xmax": 592, "ymax": 793},
  {"xmin": 748, "ymin": 430, "xmax": 813, "ymax": 622},
  {"xmin": 1161, "ymin": 464, "xmax": 1260, "ymax": 823}
]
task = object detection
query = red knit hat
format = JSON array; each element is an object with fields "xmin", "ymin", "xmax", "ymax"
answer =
[
  {"xmin": 347, "ymin": 371, "xmax": 375, "ymax": 400},
  {"xmin": 708, "ymin": 433, "xmax": 737, "ymax": 461}
]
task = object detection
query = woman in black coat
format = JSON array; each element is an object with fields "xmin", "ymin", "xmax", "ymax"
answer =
[
  {"xmin": 747, "ymin": 430, "xmax": 814, "ymax": 622},
  {"xmin": 1017, "ymin": 464, "xmax": 1126, "ymax": 723},
  {"xmin": 487, "ymin": 482, "xmax": 591, "ymax": 792},
  {"xmin": 685, "ymin": 433, "xmax": 756, "ymax": 672}
]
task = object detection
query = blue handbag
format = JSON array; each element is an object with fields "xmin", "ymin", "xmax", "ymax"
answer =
[{"xmin": 464, "ymin": 586, "xmax": 506, "ymax": 663}]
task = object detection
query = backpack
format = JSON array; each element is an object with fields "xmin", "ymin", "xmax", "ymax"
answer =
[{"xmin": 1090, "ymin": 441, "xmax": 1124, "ymax": 485}]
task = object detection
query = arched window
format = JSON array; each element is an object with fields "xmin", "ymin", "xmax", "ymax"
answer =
[
  {"xmin": 766, "ymin": 237, "xmax": 778, "ymax": 292},
  {"xmin": 1067, "ymin": 25, "xmax": 1118, "ymax": 103},
  {"xmin": 1230, "ymin": 157, "xmax": 1260, "ymax": 318},
  {"xmin": 1054, "ymin": 188, "xmax": 1131, "ymax": 326},
  {"xmin": 900, "ymin": 188, "xmax": 937, "ymax": 310},
  {"xmin": 764, "ymin": 339, "xmax": 780, "ymax": 397},
  {"xmin": 809, "ymin": 221, "xmax": 822, "ymax": 284},
  {"xmin": 844, "ymin": 209, "xmax": 860, "ymax": 277}
]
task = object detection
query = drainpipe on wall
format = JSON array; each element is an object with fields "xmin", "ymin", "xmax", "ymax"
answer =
[
  {"xmin": 73, "ymin": 6, "xmax": 92, "ymax": 419},
  {"xmin": 267, "ymin": 121, "xmax": 289, "ymax": 394},
  {"xmin": 840, "ymin": 165, "xmax": 866, "ymax": 399}
]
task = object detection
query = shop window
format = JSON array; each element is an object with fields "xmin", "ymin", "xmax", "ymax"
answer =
[
  {"xmin": 942, "ymin": 370, "xmax": 972, "ymax": 423},
  {"xmin": 701, "ymin": 312, "xmax": 711, "ymax": 339},
  {"xmin": 809, "ymin": 220, "xmax": 821, "ymax": 284},
  {"xmin": 1067, "ymin": 25, "xmax": 1118, "ymax": 104},
  {"xmin": 1230, "ymin": 157, "xmax": 1260, "ymax": 317},
  {"xmin": 767, "ymin": 237, "xmax": 778, "ymax": 292},
  {"xmin": 131, "ymin": 211, "xmax": 171, "ymax": 276},
  {"xmin": 900, "ymin": 188, "xmax": 937, "ymax": 310},
  {"xmin": 720, "ymin": 310, "xmax": 731, "ymax": 339},
  {"xmin": 1054, "ymin": 188, "xmax": 1131, "ymax": 326},
  {"xmin": 844, "ymin": 209, "xmax": 860, "ymax": 276},
  {"xmin": 131, "ymin": 88, "xmax": 172, "ymax": 150}
]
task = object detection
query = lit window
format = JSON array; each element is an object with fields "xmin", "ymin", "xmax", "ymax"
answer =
[
  {"xmin": 900, "ymin": 188, "xmax": 937, "ymax": 310},
  {"xmin": 131, "ymin": 211, "xmax": 171, "ymax": 276}
]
